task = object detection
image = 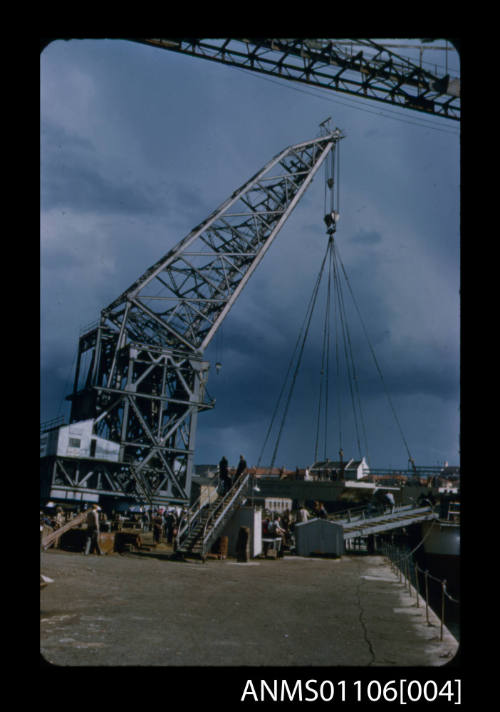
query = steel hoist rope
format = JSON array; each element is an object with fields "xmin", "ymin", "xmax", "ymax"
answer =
[
  {"xmin": 257, "ymin": 238, "xmax": 331, "ymax": 471},
  {"xmin": 331, "ymin": 242, "xmax": 369, "ymax": 461},
  {"xmin": 336, "ymin": 247, "xmax": 415, "ymax": 466}
]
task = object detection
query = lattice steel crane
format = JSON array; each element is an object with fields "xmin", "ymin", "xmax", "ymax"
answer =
[
  {"xmin": 41, "ymin": 127, "xmax": 344, "ymax": 507},
  {"xmin": 133, "ymin": 38, "xmax": 460, "ymax": 121}
]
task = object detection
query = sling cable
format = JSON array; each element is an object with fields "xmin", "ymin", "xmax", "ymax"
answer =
[{"xmin": 258, "ymin": 126, "xmax": 416, "ymax": 473}]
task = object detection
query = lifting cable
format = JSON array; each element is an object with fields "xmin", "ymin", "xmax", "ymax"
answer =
[
  {"xmin": 317, "ymin": 134, "xmax": 370, "ymax": 464},
  {"xmin": 314, "ymin": 242, "xmax": 332, "ymax": 462},
  {"xmin": 333, "ymin": 257, "xmax": 343, "ymax": 456},
  {"xmin": 331, "ymin": 242, "xmax": 370, "ymax": 461},
  {"xmin": 257, "ymin": 237, "xmax": 332, "ymax": 472},
  {"xmin": 336, "ymin": 246, "xmax": 415, "ymax": 466},
  {"xmin": 315, "ymin": 134, "xmax": 338, "ymax": 462},
  {"xmin": 259, "ymin": 132, "xmax": 414, "ymax": 471}
]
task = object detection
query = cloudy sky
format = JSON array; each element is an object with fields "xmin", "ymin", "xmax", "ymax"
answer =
[{"xmin": 40, "ymin": 38, "xmax": 460, "ymax": 472}]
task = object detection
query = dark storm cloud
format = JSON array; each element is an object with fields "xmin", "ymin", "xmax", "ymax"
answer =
[
  {"xmin": 40, "ymin": 40, "xmax": 460, "ymax": 468},
  {"xmin": 40, "ymin": 359, "xmax": 76, "ymax": 423},
  {"xmin": 43, "ymin": 161, "xmax": 160, "ymax": 215},
  {"xmin": 41, "ymin": 119, "xmax": 164, "ymax": 216},
  {"xmin": 351, "ymin": 229, "xmax": 383, "ymax": 245}
]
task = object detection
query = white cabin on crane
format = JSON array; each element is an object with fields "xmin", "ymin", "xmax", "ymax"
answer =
[{"xmin": 40, "ymin": 419, "xmax": 120, "ymax": 462}]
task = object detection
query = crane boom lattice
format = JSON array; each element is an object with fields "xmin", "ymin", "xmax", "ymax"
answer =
[
  {"xmin": 45, "ymin": 130, "xmax": 343, "ymax": 506},
  {"xmin": 135, "ymin": 39, "xmax": 460, "ymax": 121}
]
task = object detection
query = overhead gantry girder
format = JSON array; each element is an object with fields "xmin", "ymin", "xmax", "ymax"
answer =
[
  {"xmin": 64, "ymin": 129, "xmax": 344, "ymax": 505},
  {"xmin": 133, "ymin": 38, "xmax": 460, "ymax": 121}
]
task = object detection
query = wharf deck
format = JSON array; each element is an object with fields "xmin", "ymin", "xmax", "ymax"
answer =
[{"xmin": 40, "ymin": 548, "xmax": 458, "ymax": 670}]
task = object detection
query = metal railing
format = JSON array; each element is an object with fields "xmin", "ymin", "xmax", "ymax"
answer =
[
  {"xmin": 381, "ymin": 540, "xmax": 459, "ymax": 642},
  {"xmin": 330, "ymin": 502, "xmax": 415, "ymax": 523},
  {"xmin": 176, "ymin": 470, "xmax": 251, "ymax": 556},
  {"xmin": 176, "ymin": 491, "xmax": 208, "ymax": 547},
  {"xmin": 200, "ymin": 470, "xmax": 250, "ymax": 555}
]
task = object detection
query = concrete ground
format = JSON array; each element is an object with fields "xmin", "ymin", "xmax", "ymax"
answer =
[{"xmin": 40, "ymin": 545, "xmax": 458, "ymax": 669}]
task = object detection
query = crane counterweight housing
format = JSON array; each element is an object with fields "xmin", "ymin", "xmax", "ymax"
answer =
[{"xmin": 41, "ymin": 129, "xmax": 344, "ymax": 507}]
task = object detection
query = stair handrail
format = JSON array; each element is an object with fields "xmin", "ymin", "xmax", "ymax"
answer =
[
  {"xmin": 200, "ymin": 470, "xmax": 251, "ymax": 555},
  {"xmin": 176, "ymin": 492, "xmax": 207, "ymax": 548}
]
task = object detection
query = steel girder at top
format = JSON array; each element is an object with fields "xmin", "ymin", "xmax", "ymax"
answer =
[
  {"xmin": 67, "ymin": 130, "xmax": 343, "ymax": 505},
  {"xmin": 134, "ymin": 38, "xmax": 460, "ymax": 121}
]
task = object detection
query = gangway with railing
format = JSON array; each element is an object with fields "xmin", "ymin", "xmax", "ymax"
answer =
[
  {"xmin": 175, "ymin": 470, "xmax": 251, "ymax": 560},
  {"xmin": 175, "ymin": 482, "xmax": 437, "ymax": 559},
  {"xmin": 339, "ymin": 505, "xmax": 438, "ymax": 541}
]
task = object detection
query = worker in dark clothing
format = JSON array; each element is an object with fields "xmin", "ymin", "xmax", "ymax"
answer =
[
  {"xmin": 235, "ymin": 454, "xmax": 247, "ymax": 480},
  {"xmin": 164, "ymin": 509, "xmax": 176, "ymax": 544},
  {"xmin": 153, "ymin": 511, "xmax": 164, "ymax": 545},
  {"xmin": 84, "ymin": 504, "xmax": 103, "ymax": 555},
  {"xmin": 219, "ymin": 455, "xmax": 230, "ymax": 494}
]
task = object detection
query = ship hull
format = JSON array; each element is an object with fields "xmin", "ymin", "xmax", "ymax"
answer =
[{"xmin": 421, "ymin": 519, "xmax": 459, "ymax": 557}]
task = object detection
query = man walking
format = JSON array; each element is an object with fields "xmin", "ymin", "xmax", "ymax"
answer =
[{"xmin": 84, "ymin": 504, "xmax": 103, "ymax": 555}]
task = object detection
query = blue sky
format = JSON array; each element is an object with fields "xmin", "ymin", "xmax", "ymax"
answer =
[{"xmin": 40, "ymin": 39, "xmax": 460, "ymax": 471}]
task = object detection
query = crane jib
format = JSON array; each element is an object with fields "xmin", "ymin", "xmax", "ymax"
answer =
[{"xmin": 62, "ymin": 130, "xmax": 344, "ymax": 506}]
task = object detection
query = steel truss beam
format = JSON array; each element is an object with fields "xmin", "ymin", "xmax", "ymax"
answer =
[
  {"xmin": 135, "ymin": 38, "xmax": 460, "ymax": 121},
  {"xmin": 63, "ymin": 130, "xmax": 343, "ymax": 505},
  {"xmin": 42, "ymin": 456, "xmax": 188, "ymax": 506}
]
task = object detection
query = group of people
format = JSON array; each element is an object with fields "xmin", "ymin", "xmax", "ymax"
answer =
[
  {"xmin": 218, "ymin": 454, "xmax": 247, "ymax": 495},
  {"xmin": 261, "ymin": 511, "xmax": 294, "ymax": 557},
  {"xmin": 260, "ymin": 501, "xmax": 331, "ymax": 556},
  {"xmin": 40, "ymin": 505, "xmax": 66, "ymax": 531},
  {"xmin": 40, "ymin": 502, "xmax": 183, "ymax": 555},
  {"xmin": 150, "ymin": 508, "xmax": 180, "ymax": 545},
  {"xmin": 81, "ymin": 504, "xmax": 183, "ymax": 554},
  {"xmin": 39, "ymin": 503, "xmax": 107, "ymax": 556},
  {"xmin": 122, "ymin": 507, "xmax": 182, "ymax": 545}
]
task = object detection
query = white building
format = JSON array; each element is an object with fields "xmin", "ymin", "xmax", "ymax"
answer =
[{"xmin": 309, "ymin": 457, "xmax": 369, "ymax": 481}]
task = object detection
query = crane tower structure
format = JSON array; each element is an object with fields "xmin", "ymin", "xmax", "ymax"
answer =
[{"xmin": 40, "ymin": 128, "xmax": 344, "ymax": 507}]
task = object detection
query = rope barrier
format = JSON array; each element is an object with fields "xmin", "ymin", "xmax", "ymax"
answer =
[
  {"xmin": 380, "ymin": 539, "xmax": 459, "ymax": 641},
  {"xmin": 389, "ymin": 518, "xmax": 437, "ymax": 562},
  {"xmin": 384, "ymin": 543, "xmax": 459, "ymax": 601}
]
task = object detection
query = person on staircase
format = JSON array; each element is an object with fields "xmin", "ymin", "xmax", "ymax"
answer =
[
  {"xmin": 235, "ymin": 454, "xmax": 247, "ymax": 482},
  {"xmin": 219, "ymin": 455, "xmax": 230, "ymax": 495}
]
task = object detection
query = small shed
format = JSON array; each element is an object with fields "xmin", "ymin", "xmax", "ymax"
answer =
[{"xmin": 294, "ymin": 518, "xmax": 344, "ymax": 557}]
